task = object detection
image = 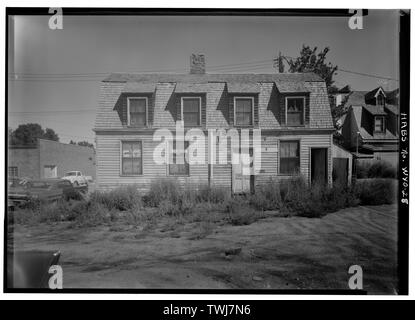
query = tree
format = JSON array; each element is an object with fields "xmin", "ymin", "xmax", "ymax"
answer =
[
  {"xmin": 9, "ymin": 123, "xmax": 59, "ymax": 146},
  {"xmin": 76, "ymin": 141, "xmax": 94, "ymax": 148},
  {"xmin": 285, "ymin": 45, "xmax": 338, "ymax": 89},
  {"xmin": 44, "ymin": 128, "xmax": 59, "ymax": 141},
  {"xmin": 285, "ymin": 45, "xmax": 346, "ymax": 142},
  {"xmin": 69, "ymin": 140, "xmax": 94, "ymax": 148}
]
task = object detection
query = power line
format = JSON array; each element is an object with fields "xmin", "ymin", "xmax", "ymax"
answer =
[
  {"xmin": 7, "ymin": 56, "xmax": 399, "ymax": 83},
  {"xmin": 8, "ymin": 58, "xmax": 274, "ymax": 77},
  {"xmin": 9, "ymin": 109, "xmax": 96, "ymax": 114},
  {"xmin": 337, "ymin": 68, "xmax": 398, "ymax": 82}
]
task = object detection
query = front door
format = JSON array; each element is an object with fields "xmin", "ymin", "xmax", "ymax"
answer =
[
  {"xmin": 232, "ymin": 149, "xmax": 252, "ymax": 193},
  {"xmin": 311, "ymin": 148, "xmax": 327, "ymax": 184}
]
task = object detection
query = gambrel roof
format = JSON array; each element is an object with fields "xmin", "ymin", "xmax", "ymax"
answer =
[{"xmin": 94, "ymin": 72, "xmax": 333, "ymax": 131}]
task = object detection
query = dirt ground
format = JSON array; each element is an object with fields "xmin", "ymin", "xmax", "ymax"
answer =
[{"xmin": 11, "ymin": 204, "xmax": 398, "ymax": 293}]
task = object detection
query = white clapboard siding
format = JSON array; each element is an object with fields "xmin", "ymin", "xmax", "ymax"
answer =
[
  {"xmin": 96, "ymin": 133, "xmax": 209, "ymax": 191},
  {"xmin": 254, "ymin": 134, "xmax": 332, "ymax": 186},
  {"xmin": 96, "ymin": 132, "xmax": 332, "ymax": 191}
]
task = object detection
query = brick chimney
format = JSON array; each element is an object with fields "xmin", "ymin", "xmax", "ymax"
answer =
[{"xmin": 190, "ymin": 54, "xmax": 206, "ymax": 74}]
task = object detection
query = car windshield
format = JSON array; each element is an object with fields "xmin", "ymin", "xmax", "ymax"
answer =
[
  {"xmin": 27, "ymin": 181, "xmax": 51, "ymax": 189},
  {"xmin": 65, "ymin": 172, "xmax": 77, "ymax": 176}
]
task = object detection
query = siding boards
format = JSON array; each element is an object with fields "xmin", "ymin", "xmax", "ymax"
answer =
[
  {"xmin": 255, "ymin": 134, "xmax": 332, "ymax": 186},
  {"xmin": 96, "ymin": 133, "xmax": 208, "ymax": 191}
]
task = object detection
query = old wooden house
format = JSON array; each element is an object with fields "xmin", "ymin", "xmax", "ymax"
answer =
[{"xmin": 94, "ymin": 54, "xmax": 334, "ymax": 193}]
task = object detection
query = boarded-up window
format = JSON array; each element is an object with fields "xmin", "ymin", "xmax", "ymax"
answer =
[
  {"xmin": 286, "ymin": 97, "xmax": 304, "ymax": 126},
  {"xmin": 128, "ymin": 98, "xmax": 147, "ymax": 127},
  {"xmin": 169, "ymin": 140, "xmax": 189, "ymax": 176},
  {"xmin": 121, "ymin": 141, "xmax": 142, "ymax": 175},
  {"xmin": 8, "ymin": 166, "xmax": 18, "ymax": 177},
  {"xmin": 234, "ymin": 97, "xmax": 253, "ymax": 126},
  {"xmin": 374, "ymin": 116, "xmax": 385, "ymax": 133},
  {"xmin": 280, "ymin": 141, "xmax": 300, "ymax": 174},
  {"xmin": 182, "ymin": 98, "xmax": 201, "ymax": 126}
]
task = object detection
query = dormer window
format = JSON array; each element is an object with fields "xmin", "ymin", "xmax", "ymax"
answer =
[
  {"xmin": 127, "ymin": 97, "xmax": 148, "ymax": 127},
  {"xmin": 234, "ymin": 97, "xmax": 254, "ymax": 126},
  {"xmin": 374, "ymin": 116, "xmax": 385, "ymax": 133},
  {"xmin": 181, "ymin": 97, "xmax": 201, "ymax": 127},
  {"xmin": 377, "ymin": 94, "xmax": 385, "ymax": 107},
  {"xmin": 286, "ymin": 97, "xmax": 305, "ymax": 126}
]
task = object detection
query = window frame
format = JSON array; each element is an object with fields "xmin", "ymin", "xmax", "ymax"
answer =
[
  {"xmin": 374, "ymin": 115, "xmax": 386, "ymax": 133},
  {"xmin": 279, "ymin": 140, "xmax": 301, "ymax": 175},
  {"xmin": 233, "ymin": 96, "xmax": 255, "ymax": 126},
  {"xmin": 127, "ymin": 97, "xmax": 148, "ymax": 127},
  {"xmin": 285, "ymin": 96, "xmax": 306, "ymax": 126},
  {"xmin": 120, "ymin": 140, "xmax": 143, "ymax": 176},
  {"xmin": 376, "ymin": 94, "xmax": 385, "ymax": 107},
  {"xmin": 8, "ymin": 166, "xmax": 18, "ymax": 177},
  {"xmin": 168, "ymin": 139, "xmax": 190, "ymax": 176},
  {"xmin": 181, "ymin": 96, "xmax": 202, "ymax": 127}
]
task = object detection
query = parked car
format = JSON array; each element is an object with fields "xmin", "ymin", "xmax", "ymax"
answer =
[
  {"xmin": 45, "ymin": 178, "xmax": 85, "ymax": 200},
  {"xmin": 61, "ymin": 171, "xmax": 89, "ymax": 188},
  {"xmin": 8, "ymin": 178, "xmax": 63, "ymax": 206}
]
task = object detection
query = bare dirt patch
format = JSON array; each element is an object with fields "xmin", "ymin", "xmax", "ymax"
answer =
[{"xmin": 11, "ymin": 205, "xmax": 398, "ymax": 293}]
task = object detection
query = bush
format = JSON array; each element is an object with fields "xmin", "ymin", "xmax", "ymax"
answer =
[
  {"xmin": 90, "ymin": 185, "xmax": 142, "ymax": 211},
  {"xmin": 144, "ymin": 178, "xmax": 181, "ymax": 207},
  {"xmin": 268, "ymin": 176, "xmax": 360, "ymax": 218},
  {"xmin": 195, "ymin": 184, "xmax": 230, "ymax": 204},
  {"xmin": 249, "ymin": 179, "xmax": 283, "ymax": 211},
  {"xmin": 355, "ymin": 179, "xmax": 397, "ymax": 205},
  {"xmin": 357, "ymin": 160, "xmax": 397, "ymax": 179}
]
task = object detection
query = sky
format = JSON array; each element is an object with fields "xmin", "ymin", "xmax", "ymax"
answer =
[{"xmin": 8, "ymin": 10, "xmax": 400, "ymax": 144}]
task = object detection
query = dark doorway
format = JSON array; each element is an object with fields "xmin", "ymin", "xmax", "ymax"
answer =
[
  {"xmin": 311, "ymin": 148, "xmax": 328, "ymax": 184},
  {"xmin": 333, "ymin": 158, "xmax": 349, "ymax": 186}
]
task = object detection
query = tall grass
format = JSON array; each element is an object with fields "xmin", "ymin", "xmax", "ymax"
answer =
[
  {"xmin": 12, "ymin": 176, "xmax": 398, "ymax": 227},
  {"xmin": 355, "ymin": 179, "xmax": 397, "ymax": 205},
  {"xmin": 90, "ymin": 185, "xmax": 142, "ymax": 211}
]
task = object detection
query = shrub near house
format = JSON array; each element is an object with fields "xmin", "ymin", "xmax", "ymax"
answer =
[{"xmin": 12, "ymin": 175, "xmax": 397, "ymax": 228}]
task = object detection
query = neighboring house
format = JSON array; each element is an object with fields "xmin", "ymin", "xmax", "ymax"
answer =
[
  {"xmin": 94, "ymin": 54, "xmax": 335, "ymax": 193},
  {"xmin": 8, "ymin": 139, "xmax": 96, "ymax": 180},
  {"xmin": 340, "ymin": 86, "xmax": 399, "ymax": 166},
  {"xmin": 332, "ymin": 143, "xmax": 353, "ymax": 186}
]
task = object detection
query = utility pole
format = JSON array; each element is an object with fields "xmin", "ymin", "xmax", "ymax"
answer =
[{"xmin": 273, "ymin": 51, "xmax": 285, "ymax": 73}]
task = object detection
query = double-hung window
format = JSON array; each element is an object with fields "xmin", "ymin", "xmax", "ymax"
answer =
[
  {"xmin": 374, "ymin": 116, "xmax": 385, "ymax": 133},
  {"xmin": 121, "ymin": 141, "xmax": 142, "ymax": 175},
  {"xmin": 128, "ymin": 97, "xmax": 148, "ymax": 127},
  {"xmin": 234, "ymin": 97, "xmax": 254, "ymax": 126},
  {"xmin": 169, "ymin": 140, "xmax": 189, "ymax": 176},
  {"xmin": 8, "ymin": 166, "xmax": 18, "ymax": 177},
  {"xmin": 279, "ymin": 141, "xmax": 300, "ymax": 175},
  {"xmin": 181, "ymin": 97, "xmax": 201, "ymax": 127},
  {"xmin": 286, "ymin": 97, "xmax": 305, "ymax": 126},
  {"xmin": 376, "ymin": 94, "xmax": 385, "ymax": 107}
]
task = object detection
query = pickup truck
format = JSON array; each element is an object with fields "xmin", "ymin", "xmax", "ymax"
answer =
[{"xmin": 61, "ymin": 171, "xmax": 89, "ymax": 187}]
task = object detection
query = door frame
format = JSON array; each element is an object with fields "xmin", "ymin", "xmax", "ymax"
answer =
[
  {"xmin": 309, "ymin": 147, "xmax": 329, "ymax": 184},
  {"xmin": 231, "ymin": 148, "xmax": 253, "ymax": 194}
]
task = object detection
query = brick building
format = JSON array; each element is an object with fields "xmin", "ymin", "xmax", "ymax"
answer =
[{"xmin": 8, "ymin": 139, "xmax": 96, "ymax": 179}]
